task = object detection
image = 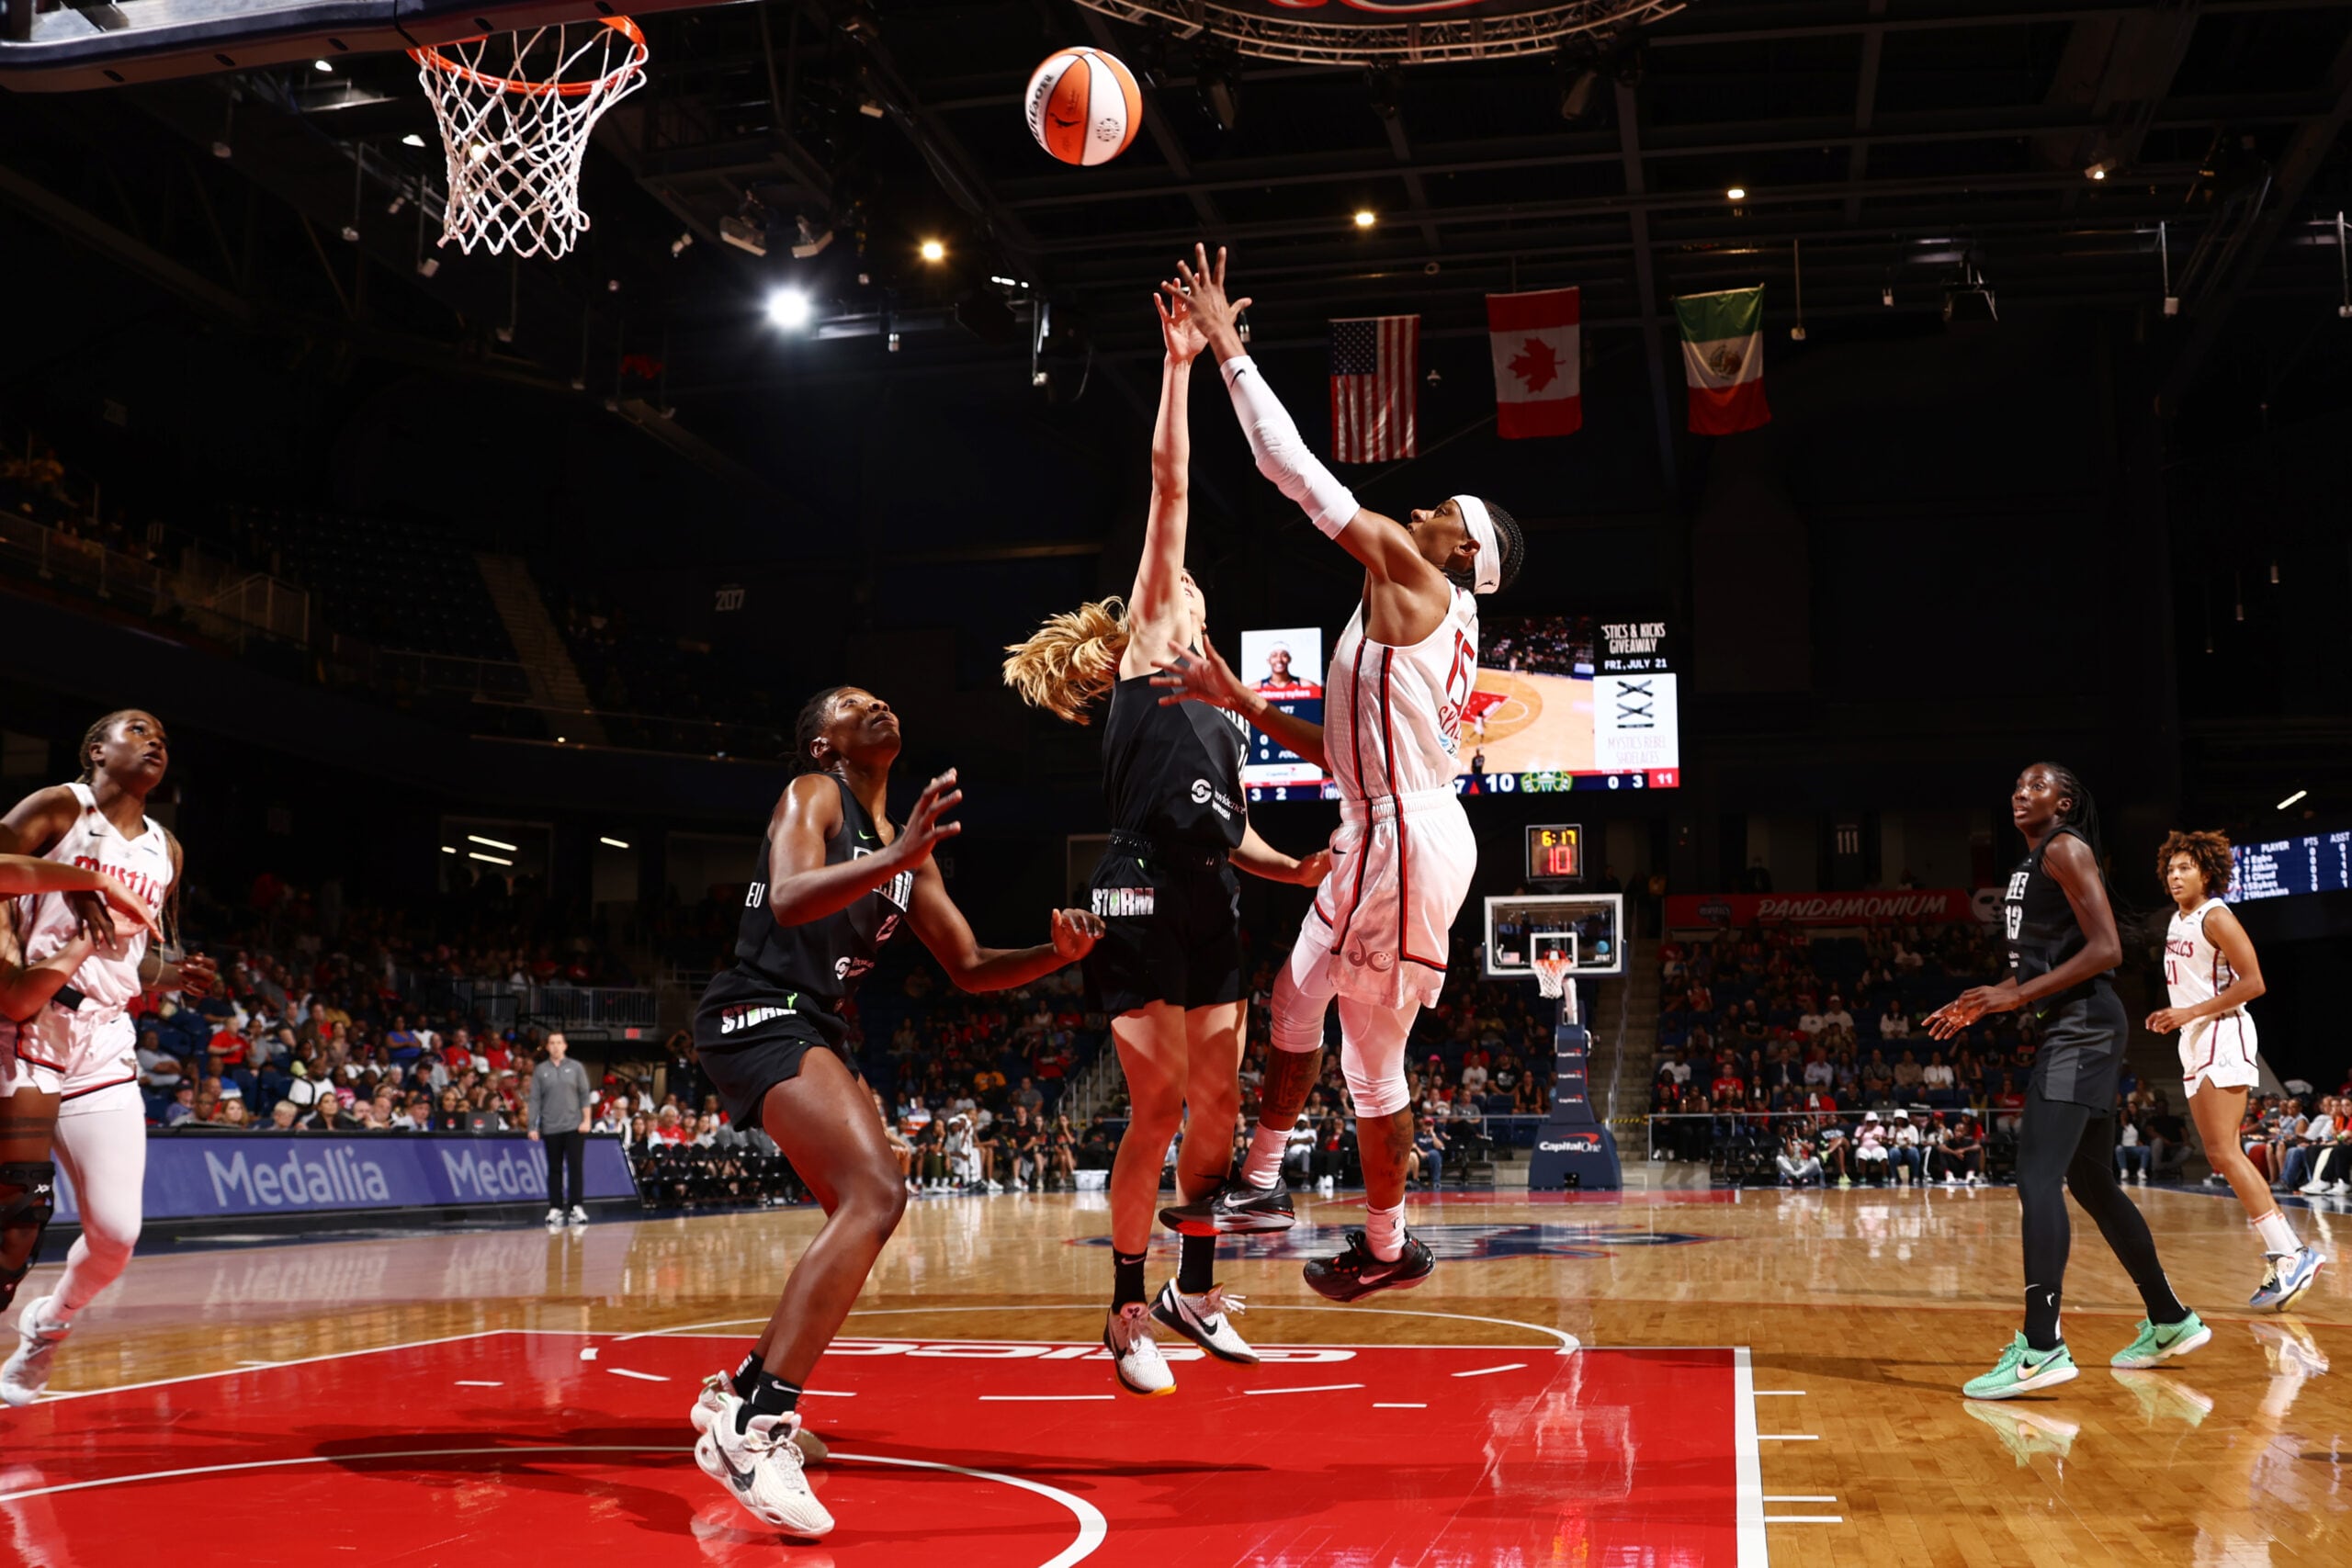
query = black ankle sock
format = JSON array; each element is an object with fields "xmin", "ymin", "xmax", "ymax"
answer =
[
  {"xmin": 730, "ymin": 1350, "xmax": 763, "ymax": 1403},
  {"xmin": 736, "ymin": 1370, "xmax": 802, "ymax": 1434},
  {"xmin": 2023, "ymin": 1284, "xmax": 2063, "ymax": 1352},
  {"xmin": 1113, "ymin": 1248, "xmax": 1148, "ymax": 1311},
  {"xmin": 1177, "ymin": 1232, "xmax": 1216, "ymax": 1296}
]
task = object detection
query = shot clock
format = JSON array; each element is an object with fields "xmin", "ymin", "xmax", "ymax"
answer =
[{"xmin": 1526, "ymin": 823, "xmax": 1583, "ymax": 882}]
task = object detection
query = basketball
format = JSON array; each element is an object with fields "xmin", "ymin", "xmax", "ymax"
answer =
[{"xmin": 1024, "ymin": 47, "xmax": 1141, "ymax": 166}]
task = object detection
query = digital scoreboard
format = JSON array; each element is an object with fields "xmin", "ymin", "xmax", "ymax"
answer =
[
  {"xmin": 1526, "ymin": 823, "xmax": 1583, "ymax": 881},
  {"xmin": 2233, "ymin": 831, "xmax": 2352, "ymax": 902}
]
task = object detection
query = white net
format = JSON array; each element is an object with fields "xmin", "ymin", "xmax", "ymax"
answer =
[
  {"xmin": 1532, "ymin": 950, "xmax": 1571, "ymax": 999},
  {"xmin": 411, "ymin": 18, "xmax": 650, "ymax": 259}
]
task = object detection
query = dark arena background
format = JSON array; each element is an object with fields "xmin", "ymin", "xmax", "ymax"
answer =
[{"xmin": 2, "ymin": 2, "xmax": 2350, "ymax": 1563}]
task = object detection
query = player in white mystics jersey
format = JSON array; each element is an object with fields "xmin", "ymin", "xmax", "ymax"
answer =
[
  {"xmin": 2145, "ymin": 829, "xmax": 2323, "ymax": 1311},
  {"xmin": 1152, "ymin": 245, "xmax": 1524, "ymax": 1300},
  {"xmin": 0, "ymin": 709, "xmax": 219, "ymax": 1404}
]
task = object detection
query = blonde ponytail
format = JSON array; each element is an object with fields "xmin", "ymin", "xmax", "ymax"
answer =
[{"xmin": 1002, "ymin": 598, "xmax": 1130, "ymax": 725}]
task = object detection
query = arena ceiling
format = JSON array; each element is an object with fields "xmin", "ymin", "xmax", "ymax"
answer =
[{"xmin": 4, "ymin": 0, "xmax": 2352, "ymax": 485}]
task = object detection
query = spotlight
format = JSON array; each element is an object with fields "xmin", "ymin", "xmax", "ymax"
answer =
[
  {"xmin": 341, "ymin": 222, "xmax": 360, "ymax": 243},
  {"xmin": 671, "ymin": 231, "xmax": 693, "ymax": 257},
  {"xmin": 1559, "ymin": 67, "xmax": 1600, "ymax": 123},
  {"xmin": 1353, "ymin": 209, "xmax": 1376, "ymax": 229},
  {"xmin": 2086, "ymin": 161, "xmax": 2112, "ymax": 181},
  {"xmin": 1882, "ymin": 285, "xmax": 1894, "ymax": 306},
  {"xmin": 887, "ymin": 329, "xmax": 901, "ymax": 352},
  {"xmin": 1198, "ymin": 47, "xmax": 1242, "ymax": 131},
  {"xmin": 1725, "ymin": 186, "xmax": 1747, "ymax": 202},
  {"xmin": 386, "ymin": 194, "xmax": 407, "ymax": 217},
  {"xmin": 313, "ymin": 59, "xmax": 334, "ymax": 73},
  {"xmin": 720, "ymin": 211, "xmax": 768, "ymax": 256},
  {"xmin": 920, "ymin": 239, "xmax": 945, "ymax": 262},
  {"xmin": 401, "ymin": 132, "xmax": 426, "ymax": 149},
  {"xmin": 790, "ymin": 215, "xmax": 834, "ymax": 259},
  {"xmin": 767, "ymin": 288, "xmax": 812, "ymax": 329},
  {"xmin": 858, "ymin": 96, "xmax": 885, "ymax": 118}
]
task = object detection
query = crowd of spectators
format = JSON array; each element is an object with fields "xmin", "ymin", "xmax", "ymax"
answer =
[
  {"xmin": 2241, "ymin": 1091, "xmax": 2352, "ymax": 1195},
  {"xmin": 1479, "ymin": 615, "xmax": 1595, "ymax": 678}
]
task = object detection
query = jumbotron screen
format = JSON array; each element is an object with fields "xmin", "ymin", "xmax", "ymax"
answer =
[{"xmin": 1242, "ymin": 615, "xmax": 1681, "ymax": 802}]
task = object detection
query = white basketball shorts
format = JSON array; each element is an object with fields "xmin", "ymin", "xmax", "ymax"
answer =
[
  {"xmin": 2179, "ymin": 1011, "xmax": 2259, "ymax": 1095},
  {"xmin": 0, "ymin": 1006, "xmax": 139, "ymax": 1101},
  {"xmin": 1295, "ymin": 786, "xmax": 1476, "ymax": 1011}
]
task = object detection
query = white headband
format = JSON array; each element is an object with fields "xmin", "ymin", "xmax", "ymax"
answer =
[{"xmin": 1453, "ymin": 494, "xmax": 1502, "ymax": 595}]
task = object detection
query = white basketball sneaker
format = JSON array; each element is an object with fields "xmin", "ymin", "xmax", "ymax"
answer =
[
  {"xmin": 544, "ymin": 1207, "xmax": 564, "ymax": 1230},
  {"xmin": 694, "ymin": 1400, "xmax": 833, "ymax": 1537},
  {"xmin": 566, "ymin": 1206, "xmax": 589, "ymax": 1225},
  {"xmin": 691, "ymin": 1373, "xmax": 829, "ymax": 1463},
  {"xmin": 1150, "ymin": 1280, "xmax": 1259, "ymax": 1365},
  {"xmin": 2, "ymin": 1295, "xmax": 70, "ymax": 1407},
  {"xmin": 1103, "ymin": 1301, "xmax": 1175, "ymax": 1397}
]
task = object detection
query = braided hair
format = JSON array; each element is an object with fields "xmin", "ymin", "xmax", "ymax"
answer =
[
  {"xmin": 2032, "ymin": 761, "xmax": 2104, "ymax": 863},
  {"xmin": 1448, "ymin": 498, "xmax": 1527, "ymax": 595},
  {"xmin": 76, "ymin": 709, "xmax": 142, "ymax": 782},
  {"xmin": 787, "ymin": 687, "xmax": 847, "ymax": 776}
]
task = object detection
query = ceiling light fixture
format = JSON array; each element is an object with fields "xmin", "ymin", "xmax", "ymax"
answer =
[
  {"xmin": 1725, "ymin": 186, "xmax": 1747, "ymax": 202},
  {"xmin": 767, "ymin": 288, "xmax": 812, "ymax": 329},
  {"xmin": 468, "ymin": 851, "xmax": 514, "ymax": 866},
  {"xmin": 1353, "ymin": 209, "xmax": 1376, "ymax": 229},
  {"xmin": 920, "ymin": 239, "xmax": 946, "ymax": 262},
  {"xmin": 2277, "ymin": 789, "xmax": 2308, "ymax": 811},
  {"xmin": 599, "ymin": 836, "xmax": 632, "ymax": 850},
  {"xmin": 401, "ymin": 131, "xmax": 425, "ymax": 149},
  {"xmin": 466, "ymin": 833, "xmax": 518, "ymax": 852}
]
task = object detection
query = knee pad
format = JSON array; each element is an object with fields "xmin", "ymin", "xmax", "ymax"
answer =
[
  {"xmin": 1268, "ymin": 971, "xmax": 1329, "ymax": 1055},
  {"xmin": 0, "ymin": 1160, "xmax": 58, "ymax": 1304}
]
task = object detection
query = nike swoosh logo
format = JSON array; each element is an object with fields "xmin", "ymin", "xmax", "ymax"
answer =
[{"xmin": 858, "ymin": 830, "xmax": 876, "ymax": 841}]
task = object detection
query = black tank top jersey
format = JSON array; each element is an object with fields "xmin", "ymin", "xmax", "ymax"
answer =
[
  {"xmin": 2002, "ymin": 824, "xmax": 2109, "ymax": 1015},
  {"xmin": 1102, "ymin": 671, "xmax": 1249, "ymax": 851},
  {"xmin": 706, "ymin": 775, "xmax": 913, "ymax": 1021}
]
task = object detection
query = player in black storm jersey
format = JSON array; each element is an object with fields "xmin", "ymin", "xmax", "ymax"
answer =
[
  {"xmin": 1928, "ymin": 762, "xmax": 2205, "ymax": 1400},
  {"xmin": 686, "ymin": 686, "xmax": 1102, "ymax": 1536},
  {"xmin": 1004, "ymin": 283, "xmax": 1328, "ymax": 1396}
]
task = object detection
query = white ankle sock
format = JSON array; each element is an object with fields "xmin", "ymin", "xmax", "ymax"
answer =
[
  {"xmin": 1364, "ymin": 1201, "xmax": 1406, "ymax": 1261},
  {"xmin": 1241, "ymin": 1125, "xmax": 1291, "ymax": 1190},
  {"xmin": 2253, "ymin": 1209, "xmax": 2300, "ymax": 1258}
]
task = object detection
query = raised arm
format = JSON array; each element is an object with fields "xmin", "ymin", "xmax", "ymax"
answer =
[
  {"xmin": 902, "ymin": 859, "xmax": 1102, "ymax": 993},
  {"xmin": 764, "ymin": 771, "xmax": 960, "ymax": 928},
  {"xmin": 1120, "ymin": 290, "xmax": 1207, "ymax": 680},
  {"xmin": 1170, "ymin": 244, "xmax": 1443, "ymax": 592}
]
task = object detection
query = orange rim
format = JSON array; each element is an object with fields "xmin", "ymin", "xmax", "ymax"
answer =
[{"xmin": 410, "ymin": 15, "xmax": 646, "ymax": 99}]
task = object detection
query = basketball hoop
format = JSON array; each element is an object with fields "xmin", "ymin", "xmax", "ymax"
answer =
[
  {"xmin": 411, "ymin": 17, "xmax": 649, "ymax": 258},
  {"xmin": 1532, "ymin": 950, "xmax": 1572, "ymax": 1000}
]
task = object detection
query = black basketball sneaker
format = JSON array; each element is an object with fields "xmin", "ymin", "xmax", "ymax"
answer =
[
  {"xmin": 1303, "ymin": 1229, "xmax": 1435, "ymax": 1303},
  {"xmin": 1159, "ymin": 1179, "xmax": 1297, "ymax": 1236}
]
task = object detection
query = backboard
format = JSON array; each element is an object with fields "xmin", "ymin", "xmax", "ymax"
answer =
[
  {"xmin": 0, "ymin": 0, "xmax": 714, "ymax": 91},
  {"xmin": 1483, "ymin": 893, "xmax": 1625, "ymax": 981}
]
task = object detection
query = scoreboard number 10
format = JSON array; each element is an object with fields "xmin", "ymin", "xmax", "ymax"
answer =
[{"xmin": 1525, "ymin": 823, "xmax": 1583, "ymax": 882}]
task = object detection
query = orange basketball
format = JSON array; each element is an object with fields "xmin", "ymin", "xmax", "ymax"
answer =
[{"xmin": 1024, "ymin": 47, "xmax": 1142, "ymax": 167}]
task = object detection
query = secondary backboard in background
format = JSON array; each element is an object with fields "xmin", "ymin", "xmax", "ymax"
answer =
[{"xmin": 1483, "ymin": 893, "xmax": 1625, "ymax": 981}]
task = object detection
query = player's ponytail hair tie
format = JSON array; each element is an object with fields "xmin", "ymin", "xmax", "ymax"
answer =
[{"xmin": 1453, "ymin": 495, "xmax": 1503, "ymax": 596}]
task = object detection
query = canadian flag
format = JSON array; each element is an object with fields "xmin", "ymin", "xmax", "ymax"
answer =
[{"xmin": 1486, "ymin": 287, "xmax": 1581, "ymax": 439}]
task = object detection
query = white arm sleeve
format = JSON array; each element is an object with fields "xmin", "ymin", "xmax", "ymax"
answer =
[{"xmin": 1219, "ymin": 355, "xmax": 1359, "ymax": 538}]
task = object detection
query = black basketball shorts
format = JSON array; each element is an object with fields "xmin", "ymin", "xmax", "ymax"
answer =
[
  {"xmin": 691, "ymin": 989, "xmax": 855, "ymax": 1130},
  {"xmin": 1083, "ymin": 838, "xmax": 1245, "ymax": 1016}
]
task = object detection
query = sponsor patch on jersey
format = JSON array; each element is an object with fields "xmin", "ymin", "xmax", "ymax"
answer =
[
  {"xmin": 718, "ymin": 998, "xmax": 797, "ymax": 1035},
  {"xmin": 1092, "ymin": 886, "xmax": 1156, "ymax": 919}
]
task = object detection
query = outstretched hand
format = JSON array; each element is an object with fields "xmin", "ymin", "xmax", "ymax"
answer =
[
  {"xmin": 1049, "ymin": 908, "xmax": 1105, "ymax": 962},
  {"xmin": 892, "ymin": 770, "xmax": 964, "ymax": 871},
  {"xmin": 1150, "ymin": 637, "xmax": 1250, "ymax": 714},
  {"xmin": 1165, "ymin": 244, "xmax": 1250, "ymax": 350},
  {"xmin": 1155, "ymin": 285, "xmax": 1208, "ymax": 364}
]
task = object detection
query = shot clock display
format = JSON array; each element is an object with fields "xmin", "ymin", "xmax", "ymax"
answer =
[{"xmin": 1526, "ymin": 824, "xmax": 1583, "ymax": 882}]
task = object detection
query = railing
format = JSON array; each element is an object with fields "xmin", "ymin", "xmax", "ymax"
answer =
[
  {"xmin": 391, "ymin": 973, "xmax": 657, "ymax": 1036},
  {"xmin": 0, "ymin": 508, "xmax": 311, "ymax": 648},
  {"xmin": 366, "ymin": 645, "xmax": 536, "ymax": 703}
]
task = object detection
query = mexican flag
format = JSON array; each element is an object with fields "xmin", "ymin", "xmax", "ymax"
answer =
[
  {"xmin": 1486, "ymin": 287, "xmax": 1581, "ymax": 438},
  {"xmin": 1675, "ymin": 286, "xmax": 1770, "ymax": 434}
]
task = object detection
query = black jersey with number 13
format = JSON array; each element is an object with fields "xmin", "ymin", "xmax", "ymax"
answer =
[
  {"xmin": 702, "ymin": 775, "xmax": 912, "ymax": 1040},
  {"xmin": 2001, "ymin": 823, "xmax": 2109, "ymax": 1019}
]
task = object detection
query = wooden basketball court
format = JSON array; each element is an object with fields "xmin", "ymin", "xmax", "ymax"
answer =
[{"xmin": 6, "ymin": 1181, "xmax": 2342, "ymax": 1564}]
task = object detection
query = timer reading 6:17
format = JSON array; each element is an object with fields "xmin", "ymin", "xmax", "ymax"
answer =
[{"xmin": 1526, "ymin": 824, "xmax": 1582, "ymax": 882}]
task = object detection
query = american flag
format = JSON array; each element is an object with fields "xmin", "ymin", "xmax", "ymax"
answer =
[{"xmin": 1329, "ymin": 315, "xmax": 1419, "ymax": 463}]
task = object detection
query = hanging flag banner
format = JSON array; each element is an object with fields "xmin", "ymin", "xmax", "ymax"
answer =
[
  {"xmin": 1486, "ymin": 287, "xmax": 1582, "ymax": 438},
  {"xmin": 1674, "ymin": 285, "xmax": 1771, "ymax": 434},
  {"xmin": 1329, "ymin": 314, "xmax": 1419, "ymax": 463}
]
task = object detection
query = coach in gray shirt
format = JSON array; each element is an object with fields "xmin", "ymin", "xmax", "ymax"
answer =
[{"xmin": 528, "ymin": 1032, "xmax": 594, "ymax": 1226}]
